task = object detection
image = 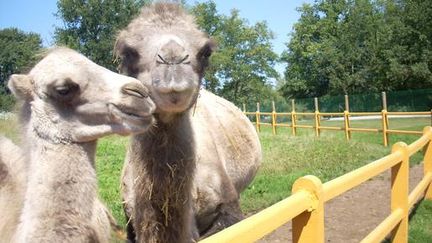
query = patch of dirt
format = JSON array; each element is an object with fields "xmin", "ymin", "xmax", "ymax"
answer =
[{"xmin": 257, "ymin": 165, "xmax": 424, "ymax": 243}]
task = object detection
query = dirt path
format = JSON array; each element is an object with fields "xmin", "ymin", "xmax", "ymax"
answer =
[{"xmin": 258, "ymin": 165, "xmax": 424, "ymax": 242}]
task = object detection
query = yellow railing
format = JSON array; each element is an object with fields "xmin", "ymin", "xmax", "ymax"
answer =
[
  {"xmin": 244, "ymin": 97, "xmax": 431, "ymax": 146},
  {"xmin": 200, "ymin": 126, "xmax": 432, "ymax": 243}
]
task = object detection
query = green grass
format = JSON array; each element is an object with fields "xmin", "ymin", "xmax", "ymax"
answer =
[
  {"xmin": 0, "ymin": 116, "xmax": 431, "ymax": 240},
  {"xmin": 409, "ymin": 200, "xmax": 432, "ymax": 242},
  {"xmin": 96, "ymin": 135, "xmax": 130, "ymax": 227}
]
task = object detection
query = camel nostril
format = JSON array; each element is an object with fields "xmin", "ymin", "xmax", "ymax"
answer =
[{"xmin": 122, "ymin": 83, "xmax": 149, "ymax": 98}]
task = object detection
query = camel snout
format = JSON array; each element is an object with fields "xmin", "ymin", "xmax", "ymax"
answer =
[{"xmin": 121, "ymin": 82, "xmax": 149, "ymax": 99}]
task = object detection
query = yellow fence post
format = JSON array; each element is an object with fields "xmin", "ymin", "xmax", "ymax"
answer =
[
  {"xmin": 344, "ymin": 95, "xmax": 351, "ymax": 139},
  {"xmin": 382, "ymin": 109, "xmax": 389, "ymax": 147},
  {"xmin": 390, "ymin": 142, "xmax": 409, "ymax": 243},
  {"xmin": 344, "ymin": 110, "xmax": 350, "ymax": 141},
  {"xmin": 423, "ymin": 126, "xmax": 432, "ymax": 200},
  {"xmin": 272, "ymin": 100, "xmax": 277, "ymax": 135},
  {"xmin": 243, "ymin": 103, "xmax": 246, "ymax": 113},
  {"xmin": 314, "ymin": 97, "xmax": 320, "ymax": 137},
  {"xmin": 256, "ymin": 102, "xmax": 261, "ymax": 133},
  {"xmin": 382, "ymin": 92, "xmax": 389, "ymax": 147},
  {"xmin": 292, "ymin": 176, "xmax": 324, "ymax": 243},
  {"xmin": 291, "ymin": 99, "xmax": 297, "ymax": 136}
]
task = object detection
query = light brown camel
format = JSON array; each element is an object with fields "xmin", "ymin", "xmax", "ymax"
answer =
[
  {"xmin": 115, "ymin": 3, "xmax": 262, "ymax": 242},
  {"xmin": 0, "ymin": 47, "xmax": 155, "ymax": 243},
  {"xmin": 0, "ymin": 136, "xmax": 26, "ymax": 243}
]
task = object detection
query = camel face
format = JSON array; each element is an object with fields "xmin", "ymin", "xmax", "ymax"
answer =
[
  {"xmin": 145, "ymin": 37, "xmax": 200, "ymax": 113},
  {"xmin": 8, "ymin": 48, "xmax": 156, "ymax": 143},
  {"xmin": 115, "ymin": 5, "xmax": 216, "ymax": 114}
]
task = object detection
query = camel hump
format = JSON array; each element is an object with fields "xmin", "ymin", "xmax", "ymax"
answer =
[{"xmin": 192, "ymin": 90, "xmax": 262, "ymax": 192}]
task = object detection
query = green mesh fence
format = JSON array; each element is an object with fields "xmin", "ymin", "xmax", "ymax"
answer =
[{"xmin": 243, "ymin": 89, "xmax": 432, "ymax": 113}]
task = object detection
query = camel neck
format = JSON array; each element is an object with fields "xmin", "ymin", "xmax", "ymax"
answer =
[
  {"xmin": 131, "ymin": 110, "xmax": 197, "ymax": 243},
  {"xmin": 17, "ymin": 136, "xmax": 98, "ymax": 241}
]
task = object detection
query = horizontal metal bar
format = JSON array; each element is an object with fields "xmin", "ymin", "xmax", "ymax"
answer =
[
  {"xmin": 387, "ymin": 111, "xmax": 431, "ymax": 115},
  {"xmin": 275, "ymin": 124, "xmax": 292, "ymax": 128},
  {"xmin": 387, "ymin": 129, "xmax": 422, "ymax": 135},
  {"xmin": 349, "ymin": 127, "xmax": 380, "ymax": 132},
  {"xmin": 200, "ymin": 191, "xmax": 312, "ymax": 243},
  {"xmin": 408, "ymin": 172, "xmax": 432, "ymax": 208},
  {"xmin": 361, "ymin": 208, "xmax": 403, "ymax": 243},
  {"xmin": 259, "ymin": 123, "xmax": 272, "ymax": 126},
  {"xmin": 295, "ymin": 125, "xmax": 314, "ymax": 128},
  {"xmin": 349, "ymin": 112, "xmax": 382, "ymax": 116},
  {"xmin": 259, "ymin": 112, "xmax": 273, "ymax": 115},
  {"xmin": 319, "ymin": 126, "xmax": 344, "ymax": 131},
  {"xmin": 277, "ymin": 112, "xmax": 292, "ymax": 116},
  {"xmin": 296, "ymin": 112, "xmax": 315, "ymax": 115},
  {"xmin": 323, "ymin": 152, "xmax": 402, "ymax": 202}
]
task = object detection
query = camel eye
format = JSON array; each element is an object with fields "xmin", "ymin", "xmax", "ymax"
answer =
[
  {"xmin": 180, "ymin": 55, "xmax": 190, "ymax": 64},
  {"xmin": 52, "ymin": 80, "xmax": 80, "ymax": 101}
]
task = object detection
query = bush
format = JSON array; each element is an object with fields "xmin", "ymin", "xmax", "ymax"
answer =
[{"xmin": 0, "ymin": 94, "xmax": 15, "ymax": 112}]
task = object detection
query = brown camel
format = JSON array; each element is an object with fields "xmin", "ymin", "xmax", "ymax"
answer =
[
  {"xmin": 0, "ymin": 47, "xmax": 155, "ymax": 243},
  {"xmin": 115, "ymin": 3, "xmax": 262, "ymax": 242}
]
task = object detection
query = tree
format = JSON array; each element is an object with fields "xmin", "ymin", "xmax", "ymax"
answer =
[
  {"xmin": 0, "ymin": 28, "xmax": 42, "ymax": 92},
  {"xmin": 54, "ymin": 0, "xmax": 149, "ymax": 71},
  {"xmin": 191, "ymin": 1, "xmax": 279, "ymax": 105},
  {"xmin": 280, "ymin": 0, "xmax": 432, "ymax": 99}
]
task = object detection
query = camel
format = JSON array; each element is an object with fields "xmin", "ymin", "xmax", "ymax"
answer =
[
  {"xmin": 0, "ymin": 136, "xmax": 26, "ymax": 243},
  {"xmin": 115, "ymin": 3, "xmax": 262, "ymax": 242},
  {"xmin": 0, "ymin": 47, "xmax": 156, "ymax": 243}
]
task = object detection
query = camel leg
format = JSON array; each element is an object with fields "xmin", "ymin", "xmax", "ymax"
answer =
[{"xmin": 200, "ymin": 200, "xmax": 244, "ymax": 238}]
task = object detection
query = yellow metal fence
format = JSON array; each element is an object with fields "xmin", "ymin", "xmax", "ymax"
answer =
[
  {"xmin": 200, "ymin": 126, "xmax": 432, "ymax": 243},
  {"xmin": 245, "ymin": 97, "xmax": 431, "ymax": 147}
]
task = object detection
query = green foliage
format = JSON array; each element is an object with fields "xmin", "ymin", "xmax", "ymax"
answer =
[
  {"xmin": 54, "ymin": 0, "xmax": 149, "ymax": 70},
  {"xmin": 191, "ymin": 1, "xmax": 279, "ymax": 105},
  {"xmin": 280, "ymin": 0, "xmax": 432, "ymax": 99},
  {"xmin": 0, "ymin": 28, "xmax": 42, "ymax": 96},
  {"xmin": 0, "ymin": 94, "xmax": 15, "ymax": 112}
]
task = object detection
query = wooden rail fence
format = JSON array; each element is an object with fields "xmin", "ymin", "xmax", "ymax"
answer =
[
  {"xmin": 244, "ymin": 93, "xmax": 432, "ymax": 146},
  {"xmin": 200, "ymin": 126, "xmax": 432, "ymax": 243}
]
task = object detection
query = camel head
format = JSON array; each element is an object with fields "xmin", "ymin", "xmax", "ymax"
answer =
[
  {"xmin": 8, "ymin": 47, "xmax": 156, "ymax": 143},
  {"xmin": 115, "ymin": 3, "xmax": 216, "ymax": 115}
]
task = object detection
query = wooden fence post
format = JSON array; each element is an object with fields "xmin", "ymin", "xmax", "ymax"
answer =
[
  {"xmin": 423, "ymin": 126, "xmax": 432, "ymax": 200},
  {"xmin": 390, "ymin": 142, "xmax": 409, "ymax": 242},
  {"xmin": 344, "ymin": 95, "xmax": 351, "ymax": 140},
  {"xmin": 256, "ymin": 102, "xmax": 261, "ymax": 133},
  {"xmin": 292, "ymin": 176, "xmax": 324, "ymax": 243},
  {"xmin": 272, "ymin": 100, "xmax": 277, "ymax": 135},
  {"xmin": 314, "ymin": 97, "xmax": 320, "ymax": 137},
  {"xmin": 291, "ymin": 99, "xmax": 297, "ymax": 136},
  {"xmin": 382, "ymin": 92, "xmax": 389, "ymax": 147}
]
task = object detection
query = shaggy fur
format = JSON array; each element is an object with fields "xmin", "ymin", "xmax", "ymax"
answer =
[
  {"xmin": 115, "ymin": 3, "xmax": 261, "ymax": 242},
  {"xmin": 0, "ymin": 47, "xmax": 155, "ymax": 243}
]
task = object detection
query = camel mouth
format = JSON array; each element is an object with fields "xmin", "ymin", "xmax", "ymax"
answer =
[
  {"xmin": 108, "ymin": 104, "xmax": 154, "ymax": 125},
  {"xmin": 152, "ymin": 91, "xmax": 193, "ymax": 113}
]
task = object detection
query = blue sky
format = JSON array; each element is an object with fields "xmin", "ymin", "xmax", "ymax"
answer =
[{"xmin": 0, "ymin": 0, "xmax": 314, "ymax": 73}]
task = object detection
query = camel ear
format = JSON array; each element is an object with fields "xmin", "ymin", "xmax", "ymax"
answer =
[
  {"xmin": 198, "ymin": 39, "xmax": 217, "ymax": 60},
  {"xmin": 114, "ymin": 38, "xmax": 140, "ymax": 76},
  {"xmin": 8, "ymin": 74, "xmax": 33, "ymax": 100},
  {"xmin": 196, "ymin": 39, "xmax": 217, "ymax": 72}
]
